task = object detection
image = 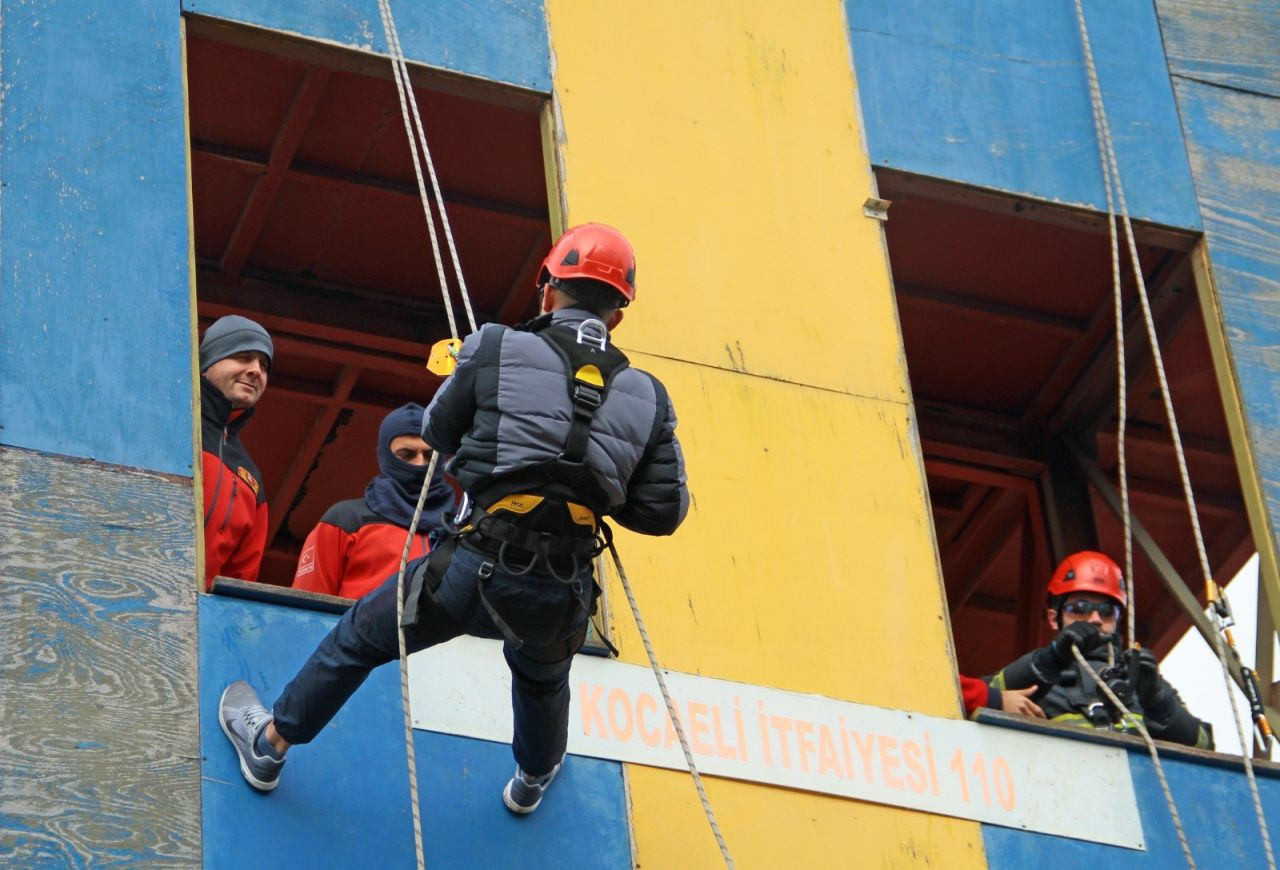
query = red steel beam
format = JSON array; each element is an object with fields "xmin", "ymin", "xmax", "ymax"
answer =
[
  {"xmin": 266, "ymin": 365, "xmax": 361, "ymax": 547},
  {"xmin": 220, "ymin": 67, "xmax": 332, "ymax": 275}
]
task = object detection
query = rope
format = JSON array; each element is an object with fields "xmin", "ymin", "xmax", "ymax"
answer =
[
  {"xmin": 606, "ymin": 542, "xmax": 736, "ymax": 868},
  {"xmin": 393, "ymin": 450, "xmax": 442, "ymax": 870},
  {"xmin": 1071, "ymin": 647, "xmax": 1195, "ymax": 868},
  {"xmin": 375, "ymin": 1, "xmax": 479, "ymax": 865},
  {"xmin": 375, "ymin": 0, "xmax": 463, "ymax": 342},
  {"xmin": 1071, "ymin": 3, "xmax": 1276, "ymax": 866},
  {"xmin": 374, "ymin": 8, "xmax": 728, "ymax": 865},
  {"xmin": 375, "ymin": 1, "xmax": 478, "ymax": 333}
]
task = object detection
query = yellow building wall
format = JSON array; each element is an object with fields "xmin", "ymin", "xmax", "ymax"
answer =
[{"xmin": 546, "ymin": 1, "xmax": 986, "ymax": 867}]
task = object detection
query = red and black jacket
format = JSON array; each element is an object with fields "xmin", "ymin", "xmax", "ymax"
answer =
[
  {"xmin": 292, "ymin": 499, "xmax": 430, "ymax": 599},
  {"xmin": 201, "ymin": 378, "xmax": 268, "ymax": 590}
]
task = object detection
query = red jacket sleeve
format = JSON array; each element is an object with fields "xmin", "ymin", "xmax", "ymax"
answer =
[
  {"xmin": 959, "ymin": 675, "xmax": 991, "ymax": 718},
  {"xmin": 292, "ymin": 522, "xmax": 351, "ymax": 596}
]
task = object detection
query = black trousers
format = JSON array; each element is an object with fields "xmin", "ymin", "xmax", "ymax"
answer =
[{"xmin": 272, "ymin": 543, "xmax": 594, "ymax": 776}]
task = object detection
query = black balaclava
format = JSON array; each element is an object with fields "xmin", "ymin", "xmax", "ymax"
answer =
[{"xmin": 364, "ymin": 403, "xmax": 456, "ymax": 531}]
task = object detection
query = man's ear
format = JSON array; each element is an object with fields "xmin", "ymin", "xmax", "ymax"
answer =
[
  {"xmin": 1046, "ymin": 608, "xmax": 1060, "ymax": 632},
  {"xmin": 539, "ymin": 284, "xmax": 556, "ymax": 314},
  {"xmin": 605, "ymin": 309, "xmax": 624, "ymax": 331}
]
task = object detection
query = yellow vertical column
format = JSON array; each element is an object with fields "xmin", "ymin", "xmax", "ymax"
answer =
[{"xmin": 546, "ymin": 1, "xmax": 986, "ymax": 866}]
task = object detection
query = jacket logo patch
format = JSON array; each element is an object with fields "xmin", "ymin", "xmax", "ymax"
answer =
[
  {"xmin": 296, "ymin": 543, "xmax": 316, "ymax": 577},
  {"xmin": 236, "ymin": 466, "xmax": 260, "ymax": 496}
]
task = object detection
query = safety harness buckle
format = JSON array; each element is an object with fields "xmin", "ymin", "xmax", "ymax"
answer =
[{"xmin": 572, "ymin": 382, "xmax": 604, "ymax": 409}]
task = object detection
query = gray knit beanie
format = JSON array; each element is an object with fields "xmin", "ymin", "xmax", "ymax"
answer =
[{"xmin": 199, "ymin": 315, "xmax": 274, "ymax": 373}]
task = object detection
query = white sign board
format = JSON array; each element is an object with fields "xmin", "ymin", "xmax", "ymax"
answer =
[{"xmin": 408, "ymin": 637, "xmax": 1143, "ymax": 849}]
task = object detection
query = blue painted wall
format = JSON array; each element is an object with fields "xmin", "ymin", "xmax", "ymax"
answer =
[
  {"xmin": 984, "ymin": 748, "xmax": 1280, "ymax": 868},
  {"xmin": 1155, "ymin": 1, "xmax": 1280, "ymax": 585},
  {"xmin": 0, "ymin": 1, "xmax": 195, "ymax": 475},
  {"xmin": 845, "ymin": 0, "xmax": 1202, "ymax": 230},
  {"xmin": 200, "ymin": 594, "xmax": 632, "ymax": 868},
  {"xmin": 181, "ymin": 0, "xmax": 551, "ymax": 92}
]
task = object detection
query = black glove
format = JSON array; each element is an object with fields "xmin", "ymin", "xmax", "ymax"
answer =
[
  {"xmin": 1132, "ymin": 648, "xmax": 1172, "ymax": 715},
  {"xmin": 1031, "ymin": 621, "xmax": 1103, "ymax": 682}
]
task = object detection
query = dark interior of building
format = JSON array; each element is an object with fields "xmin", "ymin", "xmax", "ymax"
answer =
[
  {"xmin": 878, "ymin": 169, "xmax": 1254, "ymax": 676},
  {"xmin": 186, "ymin": 19, "xmax": 553, "ymax": 585}
]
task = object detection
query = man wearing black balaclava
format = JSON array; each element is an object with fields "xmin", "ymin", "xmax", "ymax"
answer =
[{"xmin": 293, "ymin": 403, "xmax": 456, "ymax": 599}]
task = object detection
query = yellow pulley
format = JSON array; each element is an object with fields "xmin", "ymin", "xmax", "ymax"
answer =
[{"xmin": 426, "ymin": 337, "xmax": 462, "ymax": 376}]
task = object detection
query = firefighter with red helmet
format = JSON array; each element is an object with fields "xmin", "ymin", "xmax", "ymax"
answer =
[
  {"xmin": 990, "ymin": 551, "xmax": 1213, "ymax": 748},
  {"xmin": 217, "ymin": 223, "xmax": 689, "ymax": 811}
]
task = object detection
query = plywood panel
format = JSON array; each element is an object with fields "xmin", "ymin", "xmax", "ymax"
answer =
[
  {"xmin": 0, "ymin": 447, "xmax": 200, "ymax": 865},
  {"xmin": 1158, "ymin": 0, "xmax": 1280, "ymax": 99},
  {"xmin": 984, "ymin": 746, "xmax": 1280, "ymax": 867},
  {"xmin": 606, "ymin": 355, "xmax": 957, "ymax": 713},
  {"xmin": 1170, "ymin": 77, "xmax": 1280, "ymax": 625},
  {"xmin": 199, "ymin": 593, "xmax": 632, "ymax": 868},
  {"xmin": 0, "ymin": 1, "xmax": 195, "ymax": 476},
  {"xmin": 547, "ymin": 2, "xmax": 984, "ymax": 863},
  {"xmin": 181, "ymin": 0, "xmax": 551, "ymax": 92},
  {"xmin": 546, "ymin": 0, "xmax": 910, "ymax": 400},
  {"xmin": 845, "ymin": 0, "xmax": 1201, "ymax": 230}
]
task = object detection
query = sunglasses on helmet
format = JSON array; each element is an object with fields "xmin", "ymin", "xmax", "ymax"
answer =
[{"xmin": 1062, "ymin": 599, "xmax": 1122, "ymax": 618}]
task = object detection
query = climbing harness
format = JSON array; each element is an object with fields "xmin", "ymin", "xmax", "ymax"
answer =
[
  {"xmin": 374, "ymin": 4, "xmax": 731, "ymax": 867},
  {"xmin": 1072, "ymin": 1, "xmax": 1276, "ymax": 867}
]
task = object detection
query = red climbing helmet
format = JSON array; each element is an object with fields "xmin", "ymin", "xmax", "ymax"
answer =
[
  {"xmin": 1046, "ymin": 550, "xmax": 1126, "ymax": 608},
  {"xmin": 537, "ymin": 223, "xmax": 637, "ymax": 305}
]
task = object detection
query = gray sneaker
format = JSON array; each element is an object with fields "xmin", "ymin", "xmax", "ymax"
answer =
[
  {"xmin": 219, "ymin": 680, "xmax": 285, "ymax": 792},
  {"xmin": 502, "ymin": 758, "xmax": 563, "ymax": 815}
]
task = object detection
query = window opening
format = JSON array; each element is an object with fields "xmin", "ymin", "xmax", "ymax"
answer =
[
  {"xmin": 185, "ymin": 21, "xmax": 556, "ymax": 594},
  {"xmin": 878, "ymin": 170, "xmax": 1255, "ymax": 679}
]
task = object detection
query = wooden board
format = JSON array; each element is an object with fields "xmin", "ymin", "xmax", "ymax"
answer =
[
  {"xmin": 180, "ymin": 0, "xmax": 551, "ymax": 92},
  {"xmin": 1158, "ymin": 0, "xmax": 1280, "ymax": 99},
  {"xmin": 199, "ymin": 592, "xmax": 633, "ymax": 868},
  {"xmin": 0, "ymin": 1, "xmax": 195, "ymax": 476},
  {"xmin": 980, "ymin": 714, "xmax": 1280, "ymax": 868},
  {"xmin": 0, "ymin": 446, "xmax": 200, "ymax": 865},
  {"xmin": 845, "ymin": 0, "xmax": 1202, "ymax": 230},
  {"xmin": 1166, "ymin": 70, "xmax": 1280, "ymax": 627}
]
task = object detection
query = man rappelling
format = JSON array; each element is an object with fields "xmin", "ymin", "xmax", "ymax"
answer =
[{"xmin": 216, "ymin": 222, "xmax": 690, "ymax": 814}]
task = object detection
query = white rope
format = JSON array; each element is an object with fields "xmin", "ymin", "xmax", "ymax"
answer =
[
  {"xmin": 393, "ymin": 450, "xmax": 442, "ymax": 870},
  {"xmin": 606, "ymin": 542, "xmax": 736, "ymax": 868},
  {"xmin": 376, "ymin": 0, "xmax": 478, "ymax": 334},
  {"xmin": 1077, "ymin": 18, "xmax": 1136, "ymax": 639},
  {"xmin": 376, "ymin": 0, "xmax": 462, "ymax": 343},
  {"xmin": 1072, "ymin": 647, "xmax": 1196, "ymax": 868},
  {"xmin": 1071, "ymin": 3, "xmax": 1276, "ymax": 867},
  {"xmin": 374, "ymin": 1, "xmax": 479, "ymax": 865},
  {"xmin": 374, "ymin": 8, "xmax": 728, "ymax": 864}
]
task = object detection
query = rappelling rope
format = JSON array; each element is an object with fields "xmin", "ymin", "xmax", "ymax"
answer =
[
  {"xmin": 1072, "ymin": 647, "xmax": 1195, "ymax": 868},
  {"xmin": 376, "ymin": 0, "xmax": 465, "ymax": 342},
  {"xmin": 375, "ymin": 5, "xmax": 730, "ymax": 867},
  {"xmin": 1071, "ymin": 2, "xmax": 1276, "ymax": 867},
  {"xmin": 606, "ymin": 542, "xmax": 736, "ymax": 868},
  {"xmin": 376, "ymin": 1, "xmax": 478, "ymax": 333},
  {"xmin": 375, "ymin": 0, "xmax": 472, "ymax": 865}
]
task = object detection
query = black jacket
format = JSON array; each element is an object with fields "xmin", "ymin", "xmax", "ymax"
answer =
[{"xmin": 993, "ymin": 635, "xmax": 1212, "ymax": 748}]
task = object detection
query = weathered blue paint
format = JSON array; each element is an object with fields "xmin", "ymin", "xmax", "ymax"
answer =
[
  {"xmin": 181, "ymin": 0, "xmax": 550, "ymax": 92},
  {"xmin": 0, "ymin": 446, "xmax": 200, "ymax": 864},
  {"xmin": 0, "ymin": 1, "xmax": 195, "ymax": 476},
  {"xmin": 983, "ymin": 746, "xmax": 1280, "ymax": 868},
  {"xmin": 200, "ymin": 594, "xmax": 631, "ymax": 868},
  {"xmin": 1157, "ymin": 1, "xmax": 1280, "ymax": 587},
  {"xmin": 844, "ymin": 0, "xmax": 1201, "ymax": 230},
  {"xmin": 1158, "ymin": 0, "xmax": 1280, "ymax": 100}
]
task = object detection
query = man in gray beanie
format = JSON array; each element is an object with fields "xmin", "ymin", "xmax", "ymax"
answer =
[{"xmin": 200, "ymin": 314, "xmax": 274, "ymax": 590}]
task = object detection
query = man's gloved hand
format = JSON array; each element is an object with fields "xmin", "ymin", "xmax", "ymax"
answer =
[
  {"xmin": 1133, "ymin": 648, "xmax": 1168, "ymax": 711},
  {"xmin": 1031, "ymin": 621, "xmax": 1103, "ymax": 683}
]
